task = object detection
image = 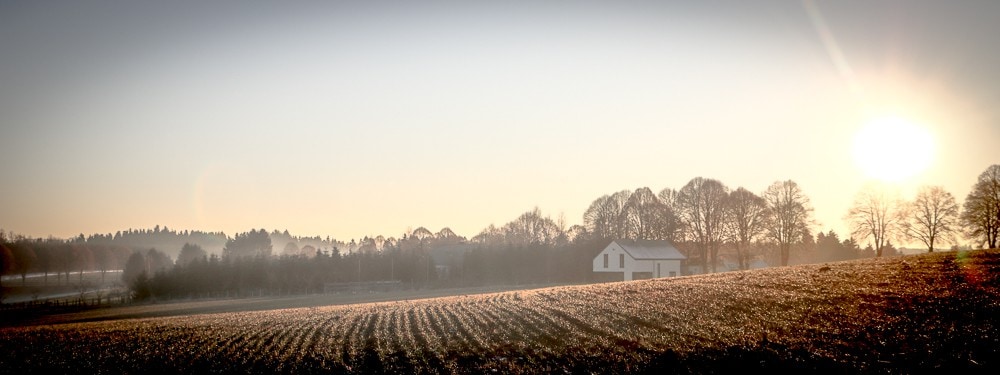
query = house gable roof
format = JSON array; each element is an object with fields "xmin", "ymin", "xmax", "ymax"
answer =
[{"xmin": 613, "ymin": 239, "xmax": 686, "ymax": 260}]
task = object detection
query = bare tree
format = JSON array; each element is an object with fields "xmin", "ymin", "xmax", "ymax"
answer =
[
  {"xmin": 621, "ymin": 187, "xmax": 665, "ymax": 240},
  {"xmin": 650, "ymin": 203, "xmax": 681, "ymax": 242},
  {"xmin": 658, "ymin": 188, "xmax": 680, "ymax": 209},
  {"xmin": 583, "ymin": 195, "xmax": 614, "ymax": 240},
  {"xmin": 847, "ymin": 184, "xmax": 904, "ymax": 257},
  {"xmin": 410, "ymin": 227, "xmax": 434, "ymax": 242},
  {"xmin": 435, "ymin": 228, "xmax": 460, "ymax": 240},
  {"xmin": 657, "ymin": 188, "xmax": 684, "ymax": 242},
  {"xmin": 676, "ymin": 177, "xmax": 729, "ymax": 273},
  {"xmin": 961, "ymin": 164, "xmax": 1000, "ymax": 249},
  {"xmin": 725, "ymin": 187, "xmax": 769, "ymax": 270},
  {"xmin": 564, "ymin": 224, "xmax": 590, "ymax": 244},
  {"xmin": 503, "ymin": 207, "xmax": 562, "ymax": 246},
  {"xmin": 763, "ymin": 180, "xmax": 812, "ymax": 266},
  {"xmin": 904, "ymin": 185, "xmax": 959, "ymax": 252},
  {"xmin": 471, "ymin": 224, "xmax": 501, "ymax": 245},
  {"xmin": 583, "ymin": 190, "xmax": 630, "ymax": 240},
  {"xmin": 607, "ymin": 190, "xmax": 632, "ymax": 239}
]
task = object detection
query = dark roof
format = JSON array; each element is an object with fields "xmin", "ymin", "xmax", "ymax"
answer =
[{"xmin": 613, "ymin": 239, "xmax": 686, "ymax": 260}]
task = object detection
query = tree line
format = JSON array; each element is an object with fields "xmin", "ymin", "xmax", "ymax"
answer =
[
  {"xmin": 3, "ymin": 164, "xmax": 998, "ymax": 302},
  {"xmin": 847, "ymin": 164, "xmax": 1000, "ymax": 255}
]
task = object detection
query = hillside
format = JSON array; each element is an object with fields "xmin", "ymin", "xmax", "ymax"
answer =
[{"xmin": 1, "ymin": 250, "xmax": 998, "ymax": 373}]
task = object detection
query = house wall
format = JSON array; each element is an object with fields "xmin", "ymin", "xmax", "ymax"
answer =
[
  {"xmin": 651, "ymin": 260, "xmax": 682, "ymax": 278},
  {"xmin": 592, "ymin": 243, "xmax": 637, "ymax": 280},
  {"xmin": 631, "ymin": 260, "xmax": 682, "ymax": 278},
  {"xmin": 592, "ymin": 242, "xmax": 682, "ymax": 281}
]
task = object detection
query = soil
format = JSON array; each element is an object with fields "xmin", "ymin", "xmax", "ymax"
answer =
[{"xmin": 1, "ymin": 250, "xmax": 997, "ymax": 373}]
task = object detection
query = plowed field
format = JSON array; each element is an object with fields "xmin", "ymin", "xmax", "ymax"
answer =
[{"xmin": 2, "ymin": 250, "xmax": 999, "ymax": 373}]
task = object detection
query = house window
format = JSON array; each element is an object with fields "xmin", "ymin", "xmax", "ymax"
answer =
[
  {"xmin": 619, "ymin": 254, "xmax": 625, "ymax": 268},
  {"xmin": 669, "ymin": 271, "xmax": 677, "ymax": 277},
  {"xmin": 603, "ymin": 254, "xmax": 608, "ymax": 268}
]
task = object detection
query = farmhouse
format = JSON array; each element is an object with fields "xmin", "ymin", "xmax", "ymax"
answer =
[{"xmin": 592, "ymin": 239, "xmax": 685, "ymax": 281}]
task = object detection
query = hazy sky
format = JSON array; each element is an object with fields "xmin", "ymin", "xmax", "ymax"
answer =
[{"xmin": 2, "ymin": 1, "xmax": 999, "ymax": 245}]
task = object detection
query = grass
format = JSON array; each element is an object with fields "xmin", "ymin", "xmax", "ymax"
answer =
[{"xmin": 1, "ymin": 250, "xmax": 998, "ymax": 373}]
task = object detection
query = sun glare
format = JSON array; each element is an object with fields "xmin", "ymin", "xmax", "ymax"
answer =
[{"xmin": 852, "ymin": 115, "xmax": 934, "ymax": 183}]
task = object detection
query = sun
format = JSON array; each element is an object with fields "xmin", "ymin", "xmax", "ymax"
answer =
[{"xmin": 852, "ymin": 115, "xmax": 935, "ymax": 183}]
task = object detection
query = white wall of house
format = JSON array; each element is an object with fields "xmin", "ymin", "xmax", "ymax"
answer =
[
  {"xmin": 649, "ymin": 260, "xmax": 682, "ymax": 278},
  {"xmin": 592, "ymin": 243, "xmax": 634, "ymax": 279}
]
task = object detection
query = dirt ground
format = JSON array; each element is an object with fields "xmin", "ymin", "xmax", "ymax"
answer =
[{"xmin": 1, "ymin": 250, "xmax": 998, "ymax": 373}]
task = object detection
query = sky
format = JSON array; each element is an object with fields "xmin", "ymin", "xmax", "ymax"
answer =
[{"xmin": 2, "ymin": 1, "xmax": 999, "ymax": 245}]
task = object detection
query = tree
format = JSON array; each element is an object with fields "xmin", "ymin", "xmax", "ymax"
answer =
[
  {"xmin": 122, "ymin": 251, "xmax": 147, "ymax": 285},
  {"xmin": 33, "ymin": 242, "xmax": 53, "ymax": 285},
  {"xmin": 583, "ymin": 190, "xmax": 630, "ymax": 240},
  {"xmin": 847, "ymin": 184, "xmax": 904, "ymax": 257},
  {"xmin": 961, "ymin": 164, "xmax": 1000, "ymax": 249},
  {"xmin": 410, "ymin": 227, "xmax": 434, "ymax": 242},
  {"xmin": 436, "ymin": 228, "xmax": 459, "ymax": 240},
  {"xmin": 657, "ymin": 188, "xmax": 685, "ymax": 242},
  {"xmin": 9, "ymin": 242, "xmax": 37, "ymax": 285},
  {"xmin": 816, "ymin": 230, "xmax": 856, "ymax": 262},
  {"xmin": 905, "ymin": 185, "xmax": 960, "ymax": 252},
  {"xmin": 501, "ymin": 207, "xmax": 562, "ymax": 247},
  {"xmin": 676, "ymin": 177, "xmax": 729, "ymax": 273},
  {"xmin": 282, "ymin": 242, "xmax": 301, "ymax": 257},
  {"xmin": 90, "ymin": 245, "xmax": 111, "ymax": 284},
  {"xmin": 763, "ymin": 180, "xmax": 812, "ymax": 266},
  {"xmin": 53, "ymin": 243, "xmax": 73, "ymax": 285},
  {"xmin": 0, "ymin": 243, "xmax": 12, "ymax": 294},
  {"xmin": 178, "ymin": 243, "xmax": 208, "ymax": 266},
  {"xmin": 130, "ymin": 272, "xmax": 153, "ymax": 301},
  {"xmin": 471, "ymin": 224, "xmax": 504, "ymax": 245},
  {"xmin": 652, "ymin": 205, "xmax": 680, "ymax": 242},
  {"xmin": 70, "ymin": 245, "xmax": 94, "ymax": 283},
  {"xmin": 724, "ymin": 187, "xmax": 768, "ymax": 270},
  {"xmin": 564, "ymin": 224, "xmax": 590, "ymax": 244},
  {"xmin": 145, "ymin": 248, "xmax": 173, "ymax": 273},
  {"xmin": 222, "ymin": 229, "xmax": 273, "ymax": 260},
  {"xmin": 621, "ymin": 187, "xmax": 666, "ymax": 240}
]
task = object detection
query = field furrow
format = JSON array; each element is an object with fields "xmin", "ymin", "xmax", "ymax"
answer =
[
  {"xmin": 334, "ymin": 307, "xmax": 370, "ymax": 368},
  {"xmin": 439, "ymin": 301, "xmax": 488, "ymax": 354},
  {"xmin": 406, "ymin": 302, "xmax": 449, "ymax": 370}
]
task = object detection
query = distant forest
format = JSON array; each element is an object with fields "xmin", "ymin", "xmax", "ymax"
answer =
[{"xmin": 2, "ymin": 164, "xmax": 998, "ymax": 302}]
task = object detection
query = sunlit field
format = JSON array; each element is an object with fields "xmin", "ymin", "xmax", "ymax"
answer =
[{"xmin": 2, "ymin": 250, "xmax": 998, "ymax": 373}]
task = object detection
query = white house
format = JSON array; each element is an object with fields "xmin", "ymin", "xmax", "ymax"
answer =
[{"xmin": 592, "ymin": 239, "xmax": 686, "ymax": 281}]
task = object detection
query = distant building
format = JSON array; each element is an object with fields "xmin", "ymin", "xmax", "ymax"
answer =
[
  {"xmin": 592, "ymin": 239, "xmax": 686, "ymax": 281},
  {"xmin": 430, "ymin": 244, "xmax": 470, "ymax": 280}
]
